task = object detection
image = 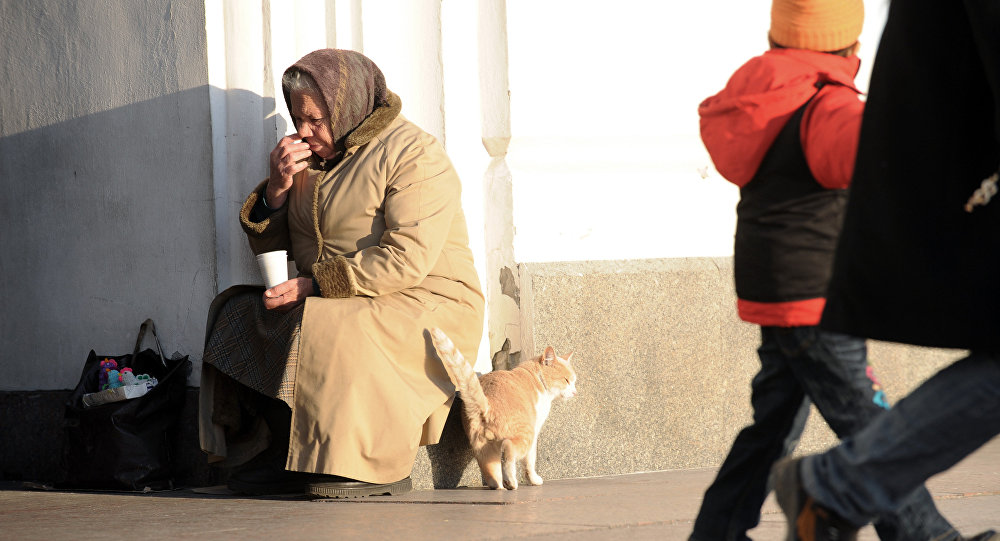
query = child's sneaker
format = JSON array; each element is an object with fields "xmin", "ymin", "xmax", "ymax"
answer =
[{"xmin": 771, "ymin": 457, "xmax": 859, "ymax": 541}]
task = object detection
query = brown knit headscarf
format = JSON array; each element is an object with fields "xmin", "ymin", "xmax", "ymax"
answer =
[{"xmin": 282, "ymin": 49, "xmax": 402, "ymax": 167}]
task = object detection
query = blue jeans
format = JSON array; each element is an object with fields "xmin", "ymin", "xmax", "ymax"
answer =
[
  {"xmin": 690, "ymin": 326, "xmax": 957, "ymax": 541},
  {"xmin": 802, "ymin": 350, "xmax": 1000, "ymax": 528}
]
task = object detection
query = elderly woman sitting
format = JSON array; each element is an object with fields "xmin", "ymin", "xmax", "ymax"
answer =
[{"xmin": 199, "ymin": 49, "xmax": 485, "ymax": 498}]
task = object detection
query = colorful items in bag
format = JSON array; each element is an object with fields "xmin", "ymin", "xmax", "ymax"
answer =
[
  {"xmin": 83, "ymin": 370, "xmax": 160, "ymax": 408},
  {"xmin": 120, "ymin": 368, "xmax": 138, "ymax": 387},
  {"xmin": 96, "ymin": 358, "xmax": 157, "ymax": 392},
  {"xmin": 98, "ymin": 358, "xmax": 117, "ymax": 388},
  {"xmin": 105, "ymin": 369, "xmax": 122, "ymax": 389}
]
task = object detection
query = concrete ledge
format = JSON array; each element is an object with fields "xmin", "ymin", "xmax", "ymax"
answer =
[
  {"xmin": 0, "ymin": 388, "xmax": 218, "ymax": 487},
  {"xmin": 0, "ymin": 385, "xmax": 461, "ymax": 490},
  {"xmin": 509, "ymin": 257, "xmax": 962, "ymax": 481},
  {"xmin": 1, "ymin": 257, "xmax": 965, "ymax": 490},
  {"xmin": 412, "ymin": 399, "xmax": 481, "ymax": 489}
]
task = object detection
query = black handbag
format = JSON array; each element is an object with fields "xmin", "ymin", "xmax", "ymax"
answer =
[{"xmin": 60, "ymin": 319, "xmax": 190, "ymax": 491}]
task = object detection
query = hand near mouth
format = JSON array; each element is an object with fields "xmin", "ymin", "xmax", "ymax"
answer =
[{"xmin": 266, "ymin": 133, "xmax": 311, "ymax": 208}]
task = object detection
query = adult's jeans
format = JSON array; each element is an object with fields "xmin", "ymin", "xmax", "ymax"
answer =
[
  {"xmin": 802, "ymin": 351, "xmax": 1000, "ymax": 528},
  {"xmin": 690, "ymin": 326, "xmax": 957, "ymax": 541}
]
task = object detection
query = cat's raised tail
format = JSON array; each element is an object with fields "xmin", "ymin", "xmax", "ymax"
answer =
[{"xmin": 429, "ymin": 328, "xmax": 490, "ymax": 421}]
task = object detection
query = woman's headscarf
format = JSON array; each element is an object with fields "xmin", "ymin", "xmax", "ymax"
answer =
[{"xmin": 282, "ymin": 49, "xmax": 402, "ymax": 167}]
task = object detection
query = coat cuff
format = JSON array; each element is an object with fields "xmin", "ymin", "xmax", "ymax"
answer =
[
  {"xmin": 312, "ymin": 255, "xmax": 358, "ymax": 298},
  {"xmin": 240, "ymin": 182, "xmax": 287, "ymax": 236}
]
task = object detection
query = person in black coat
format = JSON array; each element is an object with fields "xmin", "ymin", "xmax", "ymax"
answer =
[{"xmin": 769, "ymin": 1, "xmax": 1000, "ymax": 539}]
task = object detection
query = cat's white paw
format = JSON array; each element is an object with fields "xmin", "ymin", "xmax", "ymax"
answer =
[
  {"xmin": 503, "ymin": 477, "xmax": 518, "ymax": 490},
  {"xmin": 526, "ymin": 473, "xmax": 544, "ymax": 486}
]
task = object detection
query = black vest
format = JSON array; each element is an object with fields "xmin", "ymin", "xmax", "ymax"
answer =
[{"xmin": 734, "ymin": 89, "xmax": 848, "ymax": 303}]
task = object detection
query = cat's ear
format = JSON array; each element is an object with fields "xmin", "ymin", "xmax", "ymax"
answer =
[
  {"xmin": 563, "ymin": 351, "xmax": 574, "ymax": 364},
  {"xmin": 543, "ymin": 346, "xmax": 556, "ymax": 365}
]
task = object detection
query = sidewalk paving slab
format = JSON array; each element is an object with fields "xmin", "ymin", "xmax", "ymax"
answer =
[{"xmin": 1, "ymin": 438, "xmax": 997, "ymax": 540}]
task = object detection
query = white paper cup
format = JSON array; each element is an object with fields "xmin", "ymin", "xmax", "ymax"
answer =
[{"xmin": 255, "ymin": 250, "xmax": 289, "ymax": 289}]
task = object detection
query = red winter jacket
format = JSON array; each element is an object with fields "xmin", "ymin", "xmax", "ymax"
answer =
[{"xmin": 699, "ymin": 48, "xmax": 864, "ymax": 326}]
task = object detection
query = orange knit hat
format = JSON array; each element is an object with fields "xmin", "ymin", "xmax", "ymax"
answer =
[{"xmin": 770, "ymin": 0, "xmax": 864, "ymax": 52}]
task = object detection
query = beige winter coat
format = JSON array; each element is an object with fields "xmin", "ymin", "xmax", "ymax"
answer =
[{"xmin": 236, "ymin": 114, "xmax": 484, "ymax": 483}]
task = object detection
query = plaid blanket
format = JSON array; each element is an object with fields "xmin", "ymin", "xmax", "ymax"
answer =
[{"xmin": 202, "ymin": 289, "xmax": 301, "ymax": 405}]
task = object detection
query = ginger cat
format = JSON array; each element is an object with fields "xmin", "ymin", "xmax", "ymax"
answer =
[{"xmin": 429, "ymin": 328, "xmax": 577, "ymax": 490}]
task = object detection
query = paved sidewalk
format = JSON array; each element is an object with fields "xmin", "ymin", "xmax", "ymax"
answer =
[{"xmin": 2, "ymin": 438, "xmax": 998, "ymax": 540}]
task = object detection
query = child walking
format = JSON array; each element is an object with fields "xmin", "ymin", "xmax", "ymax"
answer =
[{"xmin": 688, "ymin": 1, "xmax": 959, "ymax": 540}]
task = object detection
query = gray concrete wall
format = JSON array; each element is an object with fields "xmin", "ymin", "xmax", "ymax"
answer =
[
  {"xmin": 0, "ymin": 1, "xmax": 216, "ymax": 390},
  {"xmin": 518, "ymin": 258, "xmax": 964, "ymax": 476}
]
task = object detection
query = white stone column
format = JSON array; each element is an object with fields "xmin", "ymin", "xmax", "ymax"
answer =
[
  {"xmin": 442, "ymin": 0, "xmax": 492, "ymax": 371},
  {"xmin": 207, "ymin": 0, "xmax": 334, "ymax": 292},
  {"xmin": 333, "ymin": 0, "xmax": 364, "ymax": 51},
  {"xmin": 268, "ymin": 0, "xmax": 329, "ymax": 142},
  {"xmin": 206, "ymin": 0, "xmax": 271, "ymax": 291},
  {"xmin": 478, "ymin": 0, "xmax": 525, "ymax": 367},
  {"xmin": 361, "ymin": 0, "xmax": 444, "ymax": 141}
]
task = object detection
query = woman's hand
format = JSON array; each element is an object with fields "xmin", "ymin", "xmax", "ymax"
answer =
[
  {"xmin": 263, "ymin": 277, "xmax": 316, "ymax": 312},
  {"xmin": 266, "ymin": 134, "xmax": 312, "ymax": 208}
]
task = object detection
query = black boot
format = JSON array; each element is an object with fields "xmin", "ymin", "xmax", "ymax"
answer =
[
  {"xmin": 227, "ymin": 400, "xmax": 302, "ymax": 495},
  {"xmin": 308, "ymin": 476, "xmax": 413, "ymax": 499}
]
